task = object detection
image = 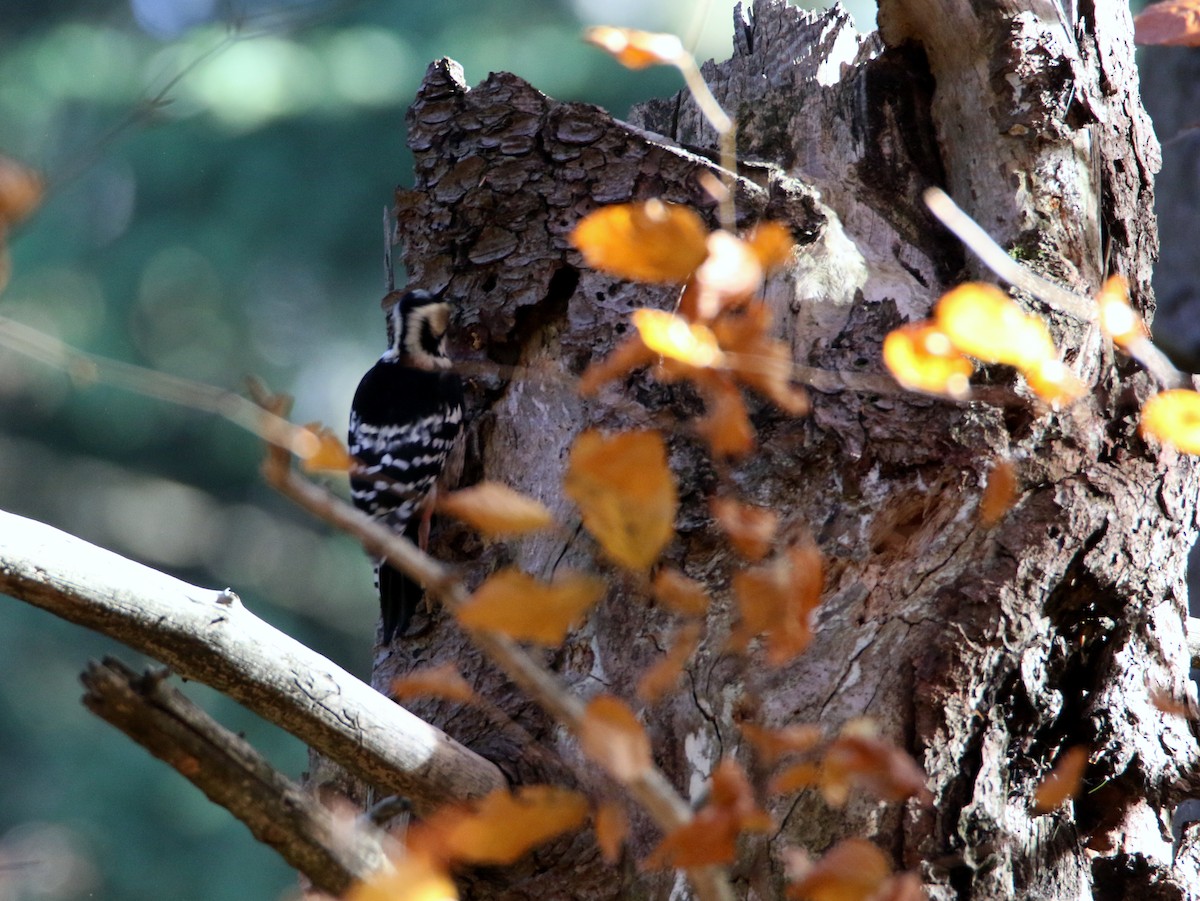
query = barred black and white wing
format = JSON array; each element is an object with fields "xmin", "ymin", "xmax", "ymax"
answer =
[{"xmin": 349, "ymin": 290, "xmax": 464, "ymax": 642}]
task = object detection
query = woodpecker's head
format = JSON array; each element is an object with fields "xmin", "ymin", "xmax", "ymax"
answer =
[{"xmin": 382, "ymin": 289, "xmax": 452, "ymax": 370}]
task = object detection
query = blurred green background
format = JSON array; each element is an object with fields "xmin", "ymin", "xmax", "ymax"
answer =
[{"xmin": 0, "ymin": 1, "xmax": 881, "ymax": 899}]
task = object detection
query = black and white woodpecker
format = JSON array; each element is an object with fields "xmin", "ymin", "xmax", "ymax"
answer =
[{"xmin": 348, "ymin": 289, "xmax": 464, "ymax": 642}]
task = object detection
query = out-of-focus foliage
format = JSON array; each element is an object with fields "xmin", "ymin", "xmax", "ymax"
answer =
[{"xmin": 0, "ymin": 0, "xmax": 753, "ymax": 898}]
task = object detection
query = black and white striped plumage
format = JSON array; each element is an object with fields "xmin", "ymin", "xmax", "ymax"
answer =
[{"xmin": 349, "ymin": 289, "xmax": 464, "ymax": 642}]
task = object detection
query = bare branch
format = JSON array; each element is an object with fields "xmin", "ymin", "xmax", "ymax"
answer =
[
  {"xmin": 81, "ymin": 657, "xmax": 389, "ymax": 895},
  {"xmin": 0, "ymin": 508, "xmax": 506, "ymax": 814}
]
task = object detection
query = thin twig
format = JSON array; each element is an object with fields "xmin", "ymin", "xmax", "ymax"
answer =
[
  {"xmin": 924, "ymin": 187, "xmax": 1190, "ymax": 388},
  {"xmin": 259, "ymin": 423, "xmax": 734, "ymax": 901}
]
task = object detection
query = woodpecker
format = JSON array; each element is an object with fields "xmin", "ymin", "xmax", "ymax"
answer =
[{"xmin": 349, "ymin": 289, "xmax": 464, "ymax": 642}]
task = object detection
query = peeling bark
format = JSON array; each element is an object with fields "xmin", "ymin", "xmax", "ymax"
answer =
[{"xmin": 377, "ymin": 2, "xmax": 1200, "ymax": 898}]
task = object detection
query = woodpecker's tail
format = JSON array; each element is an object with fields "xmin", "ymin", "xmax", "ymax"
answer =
[{"xmin": 378, "ymin": 561, "xmax": 421, "ymax": 643}]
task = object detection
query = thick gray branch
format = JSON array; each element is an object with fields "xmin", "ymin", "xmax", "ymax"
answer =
[
  {"xmin": 0, "ymin": 508, "xmax": 505, "ymax": 813},
  {"xmin": 81, "ymin": 657, "xmax": 388, "ymax": 895}
]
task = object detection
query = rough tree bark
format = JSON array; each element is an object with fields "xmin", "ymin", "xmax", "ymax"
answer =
[{"xmin": 377, "ymin": 1, "xmax": 1200, "ymax": 898}]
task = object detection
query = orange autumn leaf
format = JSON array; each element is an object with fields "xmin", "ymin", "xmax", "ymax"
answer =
[
  {"xmin": 632, "ymin": 308, "xmax": 725, "ymax": 368},
  {"xmin": 935, "ymin": 282, "xmax": 1056, "ymax": 370},
  {"xmin": 391, "ymin": 663, "xmax": 478, "ymax": 705},
  {"xmin": 882, "ymin": 322, "xmax": 973, "ymax": 399},
  {"xmin": 786, "ymin": 838, "xmax": 892, "ymax": 901},
  {"xmin": 691, "ymin": 230, "xmax": 766, "ymax": 317},
  {"xmin": 652, "ymin": 568, "xmax": 712, "ymax": 618},
  {"xmin": 564, "ymin": 429, "xmax": 678, "ymax": 570},
  {"xmin": 593, "ymin": 802, "xmax": 629, "ymax": 864},
  {"xmin": 746, "ymin": 221, "xmax": 796, "ymax": 273},
  {"xmin": 437, "ymin": 481, "xmax": 555, "ymax": 537},
  {"xmin": 696, "ymin": 377, "xmax": 756, "ymax": 458},
  {"xmin": 741, "ymin": 722, "xmax": 823, "ymax": 766},
  {"xmin": 1022, "ymin": 358, "xmax": 1086, "ymax": 408},
  {"xmin": 299, "ymin": 423, "xmax": 353, "ymax": 472},
  {"xmin": 711, "ymin": 496, "xmax": 779, "ymax": 561},
  {"xmin": 820, "ymin": 721, "xmax": 933, "ymax": 807},
  {"xmin": 637, "ymin": 622, "xmax": 702, "ymax": 702},
  {"xmin": 731, "ymin": 543, "xmax": 824, "ymax": 665},
  {"xmin": 412, "ymin": 785, "xmax": 588, "ymax": 866},
  {"xmin": 1134, "ymin": 0, "xmax": 1200, "ymax": 45},
  {"xmin": 1095, "ymin": 275, "xmax": 1147, "ymax": 348},
  {"xmin": 457, "ymin": 568, "xmax": 605, "ymax": 645},
  {"xmin": 1032, "ymin": 746, "xmax": 1089, "ymax": 814},
  {"xmin": 580, "ymin": 695, "xmax": 653, "ymax": 782},
  {"xmin": 978, "ymin": 459, "xmax": 1018, "ymax": 527},
  {"xmin": 0, "ymin": 156, "xmax": 43, "ymax": 227},
  {"xmin": 1140, "ymin": 388, "xmax": 1200, "ymax": 453},
  {"xmin": 644, "ymin": 758, "xmax": 772, "ymax": 869},
  {"xmin": 347, "ymin": 852, "xmax": 457, "ymax": 901},
  {"xmin": 715, "ymin": 306, "xmax": 809, "ymax": 413},
  {"xmin": 583, "ymin": 25, "xmax": 686, "ymax": 68},
  {"xmin": 578, "ymin": 333, "xmax": 658, "ymax": 395},
  {"xmin": 571, "ymin": 200, "xmax": 708, "ymax": 284}
]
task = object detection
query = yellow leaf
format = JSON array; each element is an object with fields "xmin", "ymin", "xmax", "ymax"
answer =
[
  {"xmin": 1141, "ymin": 388, "xmax": 1200, "ymax": 453},
  {"xmin": 580, "ymin": 695, "xmax": 653, "ymax": 782},
  {"xmin": 1023, "ymin": 358, "xmax": 1085, "ymax": 408},
  {"xmin": 882, "ymin": 322, "xmax": 973, "ymax": 399},
  {"xmin": 391, "ymin": 663, "xmax": 478, "ymax": 705},
  {"xmin": 1032, "ymin": 746, "xmax": 1089, "ymax": 814},
  {"xmin": 299, "ymin": 423, "xmax": 353, "ymax": 472},
  {"xmin": 715, "ymin": 305, "xmax": 809, "ymax": 413},
  {"xmin": 437, "ymin": 482, "xmax": 555, "ymax": 537},
  {"xmin": 935, "ymin": 283, "xmax": 1056, "ymax": 369},
  {"xmin": 457, "ymin": 569, "xmax": 605, "ymax": 645},
  {"xmin": 691, "ymin": 230, "xmax": 765, "ymax": 317},
  {"xmin": 347, "ymin": 853, "xmax": 457, "ymax": 901},
  {"xmin": 583, "ymin": 25, "xmax": 685, "ymax": 68},
  {"xmin": 578, "ymin": 333, "xmax": 657, "ymax": 396},
  {"xmin": 632, "ymin": 308, "xmax": 725, "ymax": 368},
  {"xmin": 1134, "ymin": 0, "xmax": 1200, "ymax": 46},
  {"xmin": 571, "ymin": 201, "xmax": 709, "ymax": 284},
  {"xmin": 564, "ymin": 429, "xmax": 678, "ymax": 570},
  {"xmin": 1095, "ymin": 275, "xmax": 1147, "ymax": 348},
  {"xmin": 413, "ymin": 786, "xmax": 588, "ymax": 866}
]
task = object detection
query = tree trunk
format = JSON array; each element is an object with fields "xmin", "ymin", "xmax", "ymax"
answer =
[{"xmin": 381, "ymin": 2, "xmax": 1200, "ymax": 898}]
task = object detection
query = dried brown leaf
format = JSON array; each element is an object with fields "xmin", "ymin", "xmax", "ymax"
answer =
[
  {"xmin": 580, "ymin": 695, "xmax": 653, "ymax": 782},
  {"xmin": 731, "ymin": 543, "xmax": 824, "ymax": 665},
  {"xmin": 391, "ymin": 663, "xmax": 478, "ymax": 705},
  {"xmin": 978, "ymin": 459, "xmax": 1017, "ymax": 527},
  {"xmin": 652, "ymin": 568, "xmax": 712, "ymax": 618},
  {"xmin": 637, "ymin": 622, "xmax": 702, "ymax": 702},
  {"xmin": 593, "ymin": 802, "xmax": 629, "ymax": 864},
  {"xmin": 786, "ymin": 838, "xmax": 892, "ymax": 901},
  {"xmin": 711, "ymin": 496, "xmax": 779, "ymax": 561},
  {"xmin": 1032, "ymin": 746, "xmax": 1089, "ymax": 814},
  {"xmin": 741, "ymin": 722, "xmax": 823, "ymax": 766}
]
